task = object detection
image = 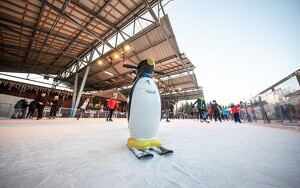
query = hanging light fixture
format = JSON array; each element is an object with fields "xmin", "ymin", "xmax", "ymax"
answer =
[
  {"xmin": 104, "ymin": 71, "xmax": 114, "ymax": 76},
  {"xmin": 114, "ymin": 53, "xmax": 120, "ymax": 59},
  {"xmin": 98, "ymin": 60, "xmax": 103, "ymax": 65},
  {"xmin": 124, "ymin": 45, "xmax": 131, "ymax": 51}
]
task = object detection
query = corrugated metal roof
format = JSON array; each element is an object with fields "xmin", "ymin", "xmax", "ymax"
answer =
[
  {"xmin": 0, "ymin": 0, "xmax": 157, "ymax": 74},
  {"xmin": 0, "ymin": 0, "xmax": 203, "ymax": 100}
]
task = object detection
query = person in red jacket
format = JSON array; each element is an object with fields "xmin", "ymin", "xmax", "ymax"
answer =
[
  {"xmin": 106, "ymin": 92, "xmax": 119, "ymax": 122},
  {"xmin": 231, "ymin": 103, "xmax": 241, "ymax": 123}
]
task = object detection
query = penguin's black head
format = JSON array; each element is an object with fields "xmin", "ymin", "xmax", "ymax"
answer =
[{"xmin": 136, "ymin": 58, "xmax": 155, "ymax": 78}]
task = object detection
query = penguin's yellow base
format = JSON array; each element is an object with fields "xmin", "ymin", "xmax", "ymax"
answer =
[{"xmin": 127, "ymin": 137, "xmax": 162, "ymax": 150}]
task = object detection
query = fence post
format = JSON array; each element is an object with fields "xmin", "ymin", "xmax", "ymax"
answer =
[
  {"xmin": 278, "ymin": 104, "xmax": 284, "ymax": 124},
  {"xmin": 58, "ymin": 107, "xmax": 61, "ymax": 119},
  {"xmin": 244, "ymin": 102, "xmax": 252, "ymax": 122},
  {"xmin": 250, "ymin": 100, "xmax": 257, "ymax": 122}
]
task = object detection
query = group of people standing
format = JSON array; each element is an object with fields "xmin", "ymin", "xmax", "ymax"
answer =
[
  {"xmin": 192, "ymin": 96, "xmax": 242, "ymax": 123},
  {"xmin": 11, "ymin": 91, "xmax": 120, "ymax": 121},
  {"xmin": 11, "ymin": 91, "xmax": 61, "ymax": 120}
]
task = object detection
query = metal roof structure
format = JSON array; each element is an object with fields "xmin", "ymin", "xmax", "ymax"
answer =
[
  {"xmin": 94, "ymin": 88, "xmax": 127, "ymax": 101},
  {"xmin": 0, "ymin": 0, "xmax": 203, "ymax": 102}
]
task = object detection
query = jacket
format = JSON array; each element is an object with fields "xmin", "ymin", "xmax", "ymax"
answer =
[
  {"xmin": 107, "ymin": 98, "xmax": 119, "ymax": 110},
  {"xmin": 14, "ymin": 99, "xmax": 26, "ymax": 109},
  {"xmin": 35, "ymin": 95, "xmax": 48, "ymax": 107},
  {"xmin": 193, "ymin": 98, "xmax": 206, "ymax": 110},
  {"xmin": 231, "ymin": 104, "xmax": 240, "ymax": 114}
]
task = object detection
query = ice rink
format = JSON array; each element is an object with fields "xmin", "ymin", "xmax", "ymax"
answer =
[{"xmin": 0, "ymin": 118, "xmax": 299, "ymax": 188}]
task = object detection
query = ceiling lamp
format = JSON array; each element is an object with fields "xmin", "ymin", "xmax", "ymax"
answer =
[
  {"xmin": 110, "ymin": 51, "xmax": 121, "ymax": 60},
  {"xmin": 124, "ymin": 45, "xmax": 131, "ymax": 51},
  {"xmin": 104, "ymin": 71, "xmax": 114, "ymax": 76}
]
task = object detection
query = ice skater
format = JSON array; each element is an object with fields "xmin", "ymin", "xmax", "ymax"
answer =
[
  {"xmin": 11, "ymin": 98, "xmax": 28, "ymax": 119},
  {"xmin": 193, "ymin": 96, "xmax": 209, "ymax": 123},
  {"xmin": 231, "ymin": 103, "xmax": 241, "ymax": 123},
  {"xmin": 211, "ymin": 100, "xmax": 222, "ymax": 122},
  {"xmin": 48, "ymin": 95, "xmax": 61, "ymax": 119},
  {"xmin": 26, "ymin": 100, "xmax": 36, "ymax": 119},
  {"xmin": 106, "ymin": 92, "xmax": 119, "ymax": 122},
  {"xmin": 77, "ymin": 97, "xmax": 90, "ymax": 120},
  {"xmin": 221, "ymin": 108, "xmax": 229, "ymax": 121},
  {"xmin": 35, "ymin": 91, "xmax": 48, "ymax": 120}
]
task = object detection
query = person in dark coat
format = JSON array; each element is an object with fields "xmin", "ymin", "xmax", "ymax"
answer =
[
  {"xmin": 26, "ymin": 100, "xmax": 36, "ymax": 119},
  {"xmin": 35, "ymin": 91, "xmax": 48, "ymax": 120},
  {"xmin": 48, "ymin": 95, "xmax": 61, "ymax": 119},
  {"xmin": 21, "ymin": 99, "xmax": 29, "ymax": 119},
  {"xmin": 211, "ymin": 100, "xmax": 222, "ymax": 122},
  {"xmin": 11, "ymin": 98, "xmax": 28, "ymax": 119}
]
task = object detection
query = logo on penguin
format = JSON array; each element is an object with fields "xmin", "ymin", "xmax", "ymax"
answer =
[{"xmin": 145, "ymin": 90, "xmax": 156, "ymax": 94}]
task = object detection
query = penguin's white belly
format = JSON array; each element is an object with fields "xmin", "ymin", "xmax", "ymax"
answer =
[{"xmin": 129, "ymin": 77, "xmax": 161, "ymax": 140}]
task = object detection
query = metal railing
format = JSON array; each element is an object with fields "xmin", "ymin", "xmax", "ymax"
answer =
[
  {"xmin": 241, "ymin": 74, "xmax": 300, "ymax": 125},
  {"xmin": 238, "ymin": 103, "xmax": 299, "ymax": 125}
]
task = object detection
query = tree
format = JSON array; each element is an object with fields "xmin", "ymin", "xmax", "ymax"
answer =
[
  {"xmin": 176, "ymin": 101, "xmax": 196, "ymax": 117},
  {"xmin": 188, "ymin": 102, "xmax": 194, "ymax": 114}
]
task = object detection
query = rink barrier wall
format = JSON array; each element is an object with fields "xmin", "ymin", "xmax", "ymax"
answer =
[{"xmin": 0, "ymin": 103, "xmax": 126, "ymax": 119}]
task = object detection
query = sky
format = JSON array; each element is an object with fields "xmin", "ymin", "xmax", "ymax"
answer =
[{"xmin": 164, "ymin": 0, "xmax": 300, "ymax": 105}]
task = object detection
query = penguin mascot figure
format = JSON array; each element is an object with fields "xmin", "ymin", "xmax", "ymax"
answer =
[{"xmin": 125, "ymin": 58, "xmax": 173, "ymax": 159}]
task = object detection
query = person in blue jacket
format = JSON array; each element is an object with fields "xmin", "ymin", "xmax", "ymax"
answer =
[{"xmin": 221, "ymin": 108, "xmax": 229, "ymax": 121}]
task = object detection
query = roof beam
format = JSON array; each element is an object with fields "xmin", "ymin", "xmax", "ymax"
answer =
[
  {"xmin": 70, "ymin": 0, "xmax": 116, "ymax": 29},
  {"xmin": 142, "ymin": 0, "xmax": 197, "ymax": 85},
  {"xmin": 1, "ymin": 44, "xmax": 75, "ymax": 60},
  {"xmin": 22, "ymin": 4, "xmax": 46, "ymax": 65},
  {"xmin": 0, "ymin": 15, "xmax": 91, "ymax": 47},
  {"xmin": 0, "ymin": 23, "xmax": 83, "ymax": 61},
  {"xmin": 54, "ymin": 0, "xmax": 159, "ymax": 81},
  {"xmin": 33, "ymin": 0, "xmax": 71, "ymax": 73},
  {"xmin": 40, "ymin": 0, "xmax": 114, "ymax": 49},
  {"xmin": 0, "ymin": 50, "xmax": 66, "ymax": 71},
  {"xmin": 44, "ymin": 0, "xmax": 114, "ymax": 73}
]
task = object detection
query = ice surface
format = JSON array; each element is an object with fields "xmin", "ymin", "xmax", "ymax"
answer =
[{"xmin": 0, "ymin": 119, "xmax": 300, "ymax": 188}]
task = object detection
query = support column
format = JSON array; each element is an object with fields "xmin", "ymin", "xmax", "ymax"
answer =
[
  {"xmin": 72, "ymin": 66, "xmax": 90, "ymax": 117},
  {"xmin": 296, "ymin": 74, "xmax": 300, "ymax": 87},
  {"xmin": 70, "ymin": 72, "xmax": 78, "ymax": 117},
  {"xmin": 71, "ymin": 48, "xmax": 95, "ymax": 117}
]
